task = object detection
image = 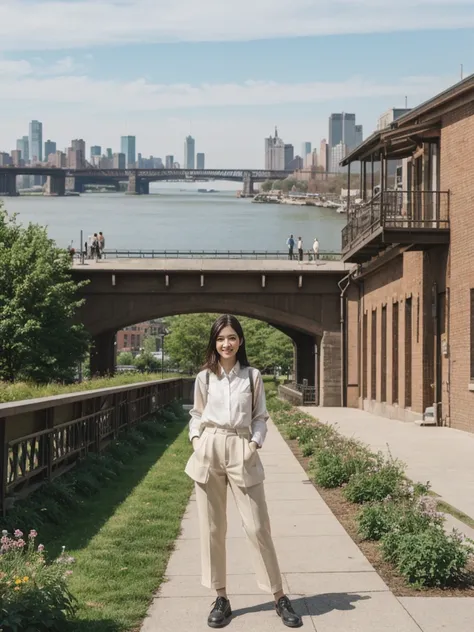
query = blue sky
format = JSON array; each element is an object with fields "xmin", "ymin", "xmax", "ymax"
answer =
[{"xmin": 0, "ymin": 0, "xmax": 473, "ymax": 167}]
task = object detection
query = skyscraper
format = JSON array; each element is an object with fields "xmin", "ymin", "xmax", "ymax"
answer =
[
  {"xmin": 90, "ymin": 146, "xmax": 101, "ymax": 159},
  {"xmin": 44, "ymin": 140, "xmax": 56, "ymax": 159},
  {"xmin": 319, "ymin": 139, "xmax": 328, "ymax": 172},
  {"xmin": 184, "ymin": 136, "xmax": 195, "ymax": 169},
  {"xmin": 301, "ymin": 142, "xmax": 312, "ymax": 158},
  {"xmin": 355, "ymin": 125, "xmax": 363, "ymax": 147},
  {"xmin": 70, "ymin": 139, "xmax": 86, "ymax": 168},
  {"xmin": 165, "ymin": 155, "xmax": 174, "ymax": 169},
  {"xmin": 17, "ymin": 136, "xmax": 29, "ymax": 163},
  {"xmin": 264, "ymin": 127, "xmax": 285, "ymax": 170},
  {"xmin": 196, "ymin": 153, "xmax": 205, "ymax": 169},
  {"xmin": 113, "ymin": 153, "xmax": 126, "ymax": 169},
  {"xmin": 29, "ymin": 120, "xmax": 43, "ymax": 162},
  {"xmin": 328, "ymin": 113, "xmax": 356, "ymax": 150},
  {"xmin": 284, "ymin": 144, "xmax": 294, "ymax": 169},
  {"xmin": 121, "ymin": 136, "xmax": 136, "ymax": 168}
]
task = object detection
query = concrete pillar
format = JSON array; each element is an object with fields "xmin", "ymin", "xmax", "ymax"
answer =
[
  {"xmin": 319, "ymin": 331, "xmax": 342, "ymax": 406},
  {"xmin": 139, "ymin": 179, "xmax": 149, "ymax": 195},
  {"xmin": 90, "ymin": 331, "xmax": 116, "ymax": 377},
  {"xmin": 0, "ymin": 173, "xmax": 17, "ymax": 196},
  {"xmin": 45, "ymin": 174, "xmax": 66, "ymax": 196},
  {"xmin": 74, "ymin": 179, "xmax": 85, "ymax": 193},
  {"xmin": 242, "ymin": 172, "xmax": 255, "ymax": 197},
  {"xmin": 127, "ymin": 173, "xmax": 139, "ymax": 195}
]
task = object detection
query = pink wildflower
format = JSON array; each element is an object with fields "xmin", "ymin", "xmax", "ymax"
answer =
[
  {"xmin": 37, "ymin": 544, "xmax": 45, "ymax": 553},
  {"xmin": 14, "ymin": 530, "xmax": 23, "ymax": 539},
  {"xmin": 28, "ymin": 530, "xmax": 38, "ymax": 539}
]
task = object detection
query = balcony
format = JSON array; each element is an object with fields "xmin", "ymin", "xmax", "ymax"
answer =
[{"xmin": 341, "ymin": 190, "xmax": 450, "ymax": 263}]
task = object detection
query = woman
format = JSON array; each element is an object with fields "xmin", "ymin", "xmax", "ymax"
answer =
[{"xmin": 185, "ymin": 314, "xmax": 302, "ymax": 629}]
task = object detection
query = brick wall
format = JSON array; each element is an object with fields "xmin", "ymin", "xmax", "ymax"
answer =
[{"xmin": 440, "ymin": 101, "xmax": 474, "ymax": 432}]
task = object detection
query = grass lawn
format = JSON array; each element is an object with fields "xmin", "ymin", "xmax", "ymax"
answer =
[
  {"xmin": 42, "ymin": 417, "xmax": 194, "ymax": 632},
  {"xmin": 0, "ymin": 373, "xmax": 182, "ymax": 403}
]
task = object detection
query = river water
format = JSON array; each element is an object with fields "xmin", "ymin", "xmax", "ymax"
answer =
[{"xmin": 1, "ymin": 183, "xmax": 346, "ymax": 252}]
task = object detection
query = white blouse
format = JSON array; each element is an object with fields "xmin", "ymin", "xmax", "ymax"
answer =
[{"xmin": 188, "ymin": 362, "xmax": 269, "ymax": 447}]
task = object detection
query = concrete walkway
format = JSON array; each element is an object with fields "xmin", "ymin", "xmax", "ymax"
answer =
[
  {"xmin": 140, "ymin": 419, "xmax": 474, "ymax": 632},
  {"xmin": 301, "ymin": 407, "xmax": 474, "ymax": 521}
]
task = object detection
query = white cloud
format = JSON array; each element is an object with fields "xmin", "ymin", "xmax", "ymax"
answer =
[
  {"xmin": 0, "ymin": 0, "xmax": 473, "ymax": 50},
  {"xmin": 0, "ymin": 72, "xmax": 449, "ymax": 110}
]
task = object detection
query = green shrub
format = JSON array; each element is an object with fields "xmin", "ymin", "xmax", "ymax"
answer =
[
  {"xmin": 108, "ymin": 439, "xmax": 139, "ymax": 464},
  {"xmin": 0, "ymin": 529, "xmax": 76, "ymax": 631},
  {"xmin": 314, "ymin": 451, "xmax": 348, "ymax": 488},
  {"xmin": 357, "ymin": 502, "xmax": 398, "ymax": 540},
  {"xmin": 381, "ymin": 526, "xmax": 473, "ymax": 587},
  {"xmin": 138, "ymin": 418, "xmax": 168, "ymax": 439},
  {"xmin": 301, "ymin": 442, "xmax": 315, "ymax": 457},
  {"xmin": 344, "ymin": 458, "xmax": 405, "ymax": 504},
  {"xmin": 125, "ymin": 429, "xmax": 147, "ymax": 451},
  {"xmin": 356, "ymin": 499, "xmax": 440, "ymax": 541}
]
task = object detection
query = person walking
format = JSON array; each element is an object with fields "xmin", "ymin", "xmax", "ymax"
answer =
[
  {"xmin": 98, "ymin": 231, "xmax": 105, "ymax": 256},
  {"xmin": 297, "ymin": 236, "xmax": 303, "ymax": 262},
  {"xmin": 91, "ymin": 233, "xmax": 101, "ymax": 261},
  {"xmin": 312, "ymin": 237, "xmax": 319, "ymax": 260},
  {"xmin": 286, "ymin": 234, "xmax": 295, "ymax": 260},
  {"xmin": 185, "ymin": 314, "xmax": 302, "ymax": 629}
]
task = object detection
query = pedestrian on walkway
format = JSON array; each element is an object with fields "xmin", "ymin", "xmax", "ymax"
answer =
[
  {"xmin": 286, "ymin": 234, "xmax": 295, "ymax": 260},
  {"xmin": 297, "ymin": 236, "xmax": 303, "ymax": 261},
  {"xmin": 98, "ymin": 231, "xmax": 105, "ymax": 256},
  {"xmin": 312, "ymin": 237, "xmax": 319, "ymax": 260},
  {"xmin": 185, "ymin": 314, "xmax": 302, "ymax": 629}
]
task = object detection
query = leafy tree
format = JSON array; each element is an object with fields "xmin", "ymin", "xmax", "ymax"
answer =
[
  {"xmin": 0, "ymin": 207, "xmax": 89, "ymax": 383},
  {"xmin": 134, "ymin": 352, "xmax": 160, "ymax": 373},
  {"xmin": 117, "ymin": 351, "xmax": 134, "ymax": 365},
  {"xmin": 164, "ymin": 314, "xmax": 216, "ymax": 373},
  {"xmin": 260, "ymin": 180, "xmax": 274, "ymax": 192}
]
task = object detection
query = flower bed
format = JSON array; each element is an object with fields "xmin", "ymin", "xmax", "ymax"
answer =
[{"xmin": 266, "ymin": 392, "xmax": 474, "ymax": 592}]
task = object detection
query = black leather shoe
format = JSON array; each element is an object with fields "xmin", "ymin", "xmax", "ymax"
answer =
[
  {"xmin": 276, "ymin": 596, "xmax": 302, "ymax": 628},
  {"xmin": 208, "ymin": 596, "xmax": 232, "ymax": 628}
]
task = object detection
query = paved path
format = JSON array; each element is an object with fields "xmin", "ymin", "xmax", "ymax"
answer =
[
  {"xmin": 301, "ymin": 407, "xmax": 474, "ymax": 521},
  {"xmin": 140, "ymin": 419, "xmax": 474, "ymax": 631},
  {"xmin": 73, "ymin": 258, "xmax": 349, "ymax": 273}
]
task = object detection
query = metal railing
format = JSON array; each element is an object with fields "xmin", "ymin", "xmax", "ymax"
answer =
[
  {"xmin": 342, "ymin": 190, "xmax": 450, "ymax": 251},
  {"xmin": 101, "ymin": 249, "xmax": 341, "ymax": 260},
  {"xmin": 0, "ymin": 378, "xmax": 191, "ymax": 514},
  {"xmin": 293, "ymin": 383, "xmax": 318, "ymax": 405}
]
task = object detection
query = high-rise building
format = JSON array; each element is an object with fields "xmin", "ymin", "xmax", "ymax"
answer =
[
  {"xmin": 0, "ymin": 153, "xmax": 12, "ymax": 166},
  {"xmin": 113, "ymin": 152, "xmax": 126, "ymax": 169},
  {"xmin": 90, "ymin": 146, "xmax": 101, "ymax": 160},
  {"xmin": 44, "ymin": 140, "xmax": 56, "ymax": 159},
  {"xmin": 11, "ymin": 150, "xmax": 22, "ymax": 166},
  {"xmin": 319, "ymin": 139, "xmax": 328, "ymax": 172},
  {"xmin": 284, "ymin": 144, "xmax": 294, "ymax": 170},
  {"xmin": 305, "ymin": 149, "xmax": 318, "ymax": 168},
  {"xmin": 106, "ymin": 148, "xmax": 113, "ymax": 159},
  {"xmin": 328, "ymin": 113, "xmax": 356, "ymax": 151},
  {"xmin": 49, "ymin": 151, "xmax": 66, "ymax": 168},
  {"xmin": 355, "ymin": 125, "xmax": 363, "ymax": 147},
  {"xmin": 121, "ymin": 136, "xmax": 136, "ymax": 168},
  {"xmin": 196, "ymin": 153, "xmax": 205, "ymax": 169},
  {"xmin": 184, "ymin": 136, "xmax": 195, "ymax": 169},
  {"xmin": 286, "ymin": 155, "xmax": 303, "ymax": 171},
  {"xmin": 29, "ymin": 120, "xmax": 43, "ymax": 162},
  {"xmin": 330, "ymin": 142, "xmax": 348, "ymax": 174},
  {"xmin": 301, "ymin": 142, "xmax": 312, "ymax": 158},
  {"xmin": 264, "ymin": 127, "xmax": 285, "ymax": 170},
  {"xmin": 17, "ymin": 136, "xmax": 29, "ymax": 163},
  {"xmin": 67, "ymin": 148, "xmax": 83, "ymax": 169},
  {"xmin": 165, "ymin": 155, "xmax": 174, "ymax": 169},
  {"xmin": 70, "ymin": 139, "xmax": 86, "ymax": 168}
]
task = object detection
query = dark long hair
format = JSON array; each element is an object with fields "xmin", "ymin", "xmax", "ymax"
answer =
[{"xmin": 203, "ymin": 314, "xmax": 250, "ymax": 374}]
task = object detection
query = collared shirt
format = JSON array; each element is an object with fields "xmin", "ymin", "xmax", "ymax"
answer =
[
  {"xmin": 297, "ymin": 239, "xmax": 303, "ymax": 249},
  {"xmin": 189, "ymin": 361, "xmax": 269, "ymax": 447}
]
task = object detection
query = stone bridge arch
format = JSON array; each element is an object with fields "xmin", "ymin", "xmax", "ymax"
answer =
[{"xmin": 72, "ymin": 260, "xmax": 346, "ymax": 405}]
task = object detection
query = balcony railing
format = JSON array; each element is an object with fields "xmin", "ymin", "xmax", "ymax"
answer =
[{"xmin": 342, "ymin": 190, "xmax": 450, "ymax": 253}]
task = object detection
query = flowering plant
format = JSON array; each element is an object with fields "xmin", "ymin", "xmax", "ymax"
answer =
[{"xmin": 0, "ymin": 529, "xmax": 76, "ymax": 631}]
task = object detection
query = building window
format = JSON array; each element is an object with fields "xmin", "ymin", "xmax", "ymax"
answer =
[
  {"xmin": 392, "ymin": 302, "xmax": 399, "ymax": 404},
  {"xmin": 371, "ymin": 309, "xmax": 377, "ymax": 400},
  {"xmin": 405, "ymin": 298, "xmax": 412, "ymax": 408},
  {"xmin": 124, "ymin": 334, "xmax": 128, "ymax": 346},
  {"xmin": 363, "ymin": 312, "xmax": 368, "ymax": 399},
  {"xmin": 381, "ymin": 305, "xmax": 387, "ymax": 403},
  {"xmin": 471, "ymin": 290, "xmax": 474, "ymax": 380},
  {"xmin": 136, "ymin": 335, "xmax": 141, "ymax": 348},
  {"xmin": 131, "ymin": 334, "xmax": 136, "ymax": 347}
]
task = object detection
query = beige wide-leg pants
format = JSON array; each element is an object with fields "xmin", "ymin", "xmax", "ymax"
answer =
[{"xmin": 193, "ymin": 426, "xmax": 283, "ymax": 593}]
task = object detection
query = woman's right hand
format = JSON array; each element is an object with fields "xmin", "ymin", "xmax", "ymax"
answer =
[{"xmin": 192, "ymin": 437, "xmax": 200, "ymax": 451}]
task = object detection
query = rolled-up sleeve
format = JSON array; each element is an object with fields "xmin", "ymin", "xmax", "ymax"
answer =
[
  {"xmin": 189, "ymin": 374, "xmax": 206, "ymax": 442},
  {"xmin": 250, "ymin": 370, "xmax": 269, "ymax": 447}
]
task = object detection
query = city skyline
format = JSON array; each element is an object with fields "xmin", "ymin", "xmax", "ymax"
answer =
[{"xmin": 0, "ymin": 2, "xmax": 473, "ymax": 166}]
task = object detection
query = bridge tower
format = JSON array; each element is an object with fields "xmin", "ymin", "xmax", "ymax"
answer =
[
  {"xmin": 0, "ymin": 172, "xmax": 17, "ymax": 196},
  {"xmin": 242, "ymin": 171, "xmax": 255, "ymax": 197},
  {"xmin": 45, "ymin": 174, "xmax": 66, "ymax": 196},
  {"xmin": 127, "ymin": 172, "xmax": 149, "ymax": 195}
]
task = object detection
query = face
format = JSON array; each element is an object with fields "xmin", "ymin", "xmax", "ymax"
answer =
[{"xmin": 216, "ymin": 325, "xmax": 241, "ymax": 361}]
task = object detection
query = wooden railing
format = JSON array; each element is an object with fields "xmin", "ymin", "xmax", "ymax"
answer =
[
  {"xmin": 342, "ymin": 190, "xmax": 450, "ymax": 251},
  {"xmin": 0, "ymin": 378, "xmax": 193, "ymax": 515}
]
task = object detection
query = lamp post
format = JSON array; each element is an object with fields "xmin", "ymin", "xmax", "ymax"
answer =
[{"xmin": 160, "ymin": 329, "xmax": 168, "ymax": 380}]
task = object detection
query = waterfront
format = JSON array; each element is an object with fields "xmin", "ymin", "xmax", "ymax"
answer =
[{"xmin": 1, "ymin": 183, "xmax": 346, "ymax": 252}]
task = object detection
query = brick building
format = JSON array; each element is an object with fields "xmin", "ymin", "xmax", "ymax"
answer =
[
  {"xmin": 116, "ymin": 320, "xmax": 165, "ymax": 353},
  {"xmin": 340, "ymin": 74, "xmax": 474, "ymax": 433}
]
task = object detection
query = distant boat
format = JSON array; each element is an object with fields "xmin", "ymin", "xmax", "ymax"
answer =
[{"xmin": 198, "ymin": 188, "xmax": 218, "ymax": 193}]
